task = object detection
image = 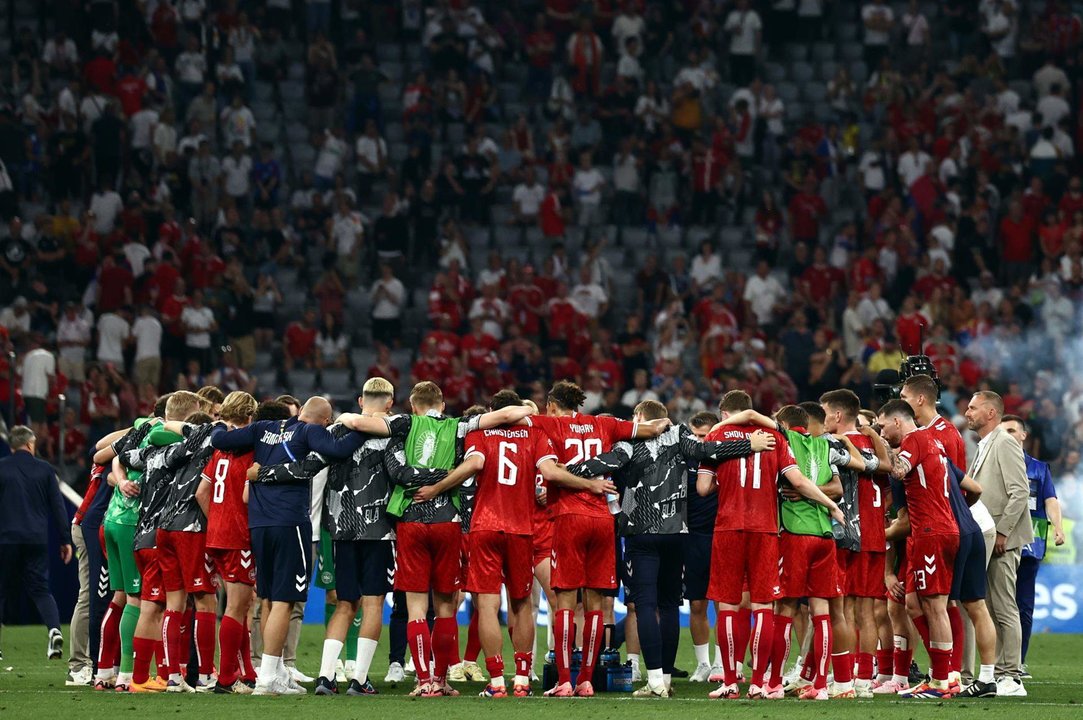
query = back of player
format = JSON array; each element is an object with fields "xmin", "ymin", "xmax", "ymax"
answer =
[
  {"xmin": 465, "ymin": 425, "xmax": 555, "ymax": 600},
  {"xmin": 203, "ymin": 448, "xmax": 256, "ymax": 584}
]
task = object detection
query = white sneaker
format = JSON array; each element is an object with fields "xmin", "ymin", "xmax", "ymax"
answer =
[
  {"xmin": 343, "ymin": 660, "xmax": 355, "ymax": 682},
  {"xmin": 288, "ymin": 665, "xmax": 313, "ymax": 683},
  {"xmin": 404, "ymin": 657, "xmax": 416, "ymax": 676},
  {"xmin": 631, "ymin": 662, "xmax": 642, "ymax": 683},
  {"xmin": 707, "ymin": 666, "xmax": 725, "ymax": 683},
  {"xmin": 194, "ymin": 674, "xmax": 217, "ymax": 692},
  {"xmin": 462, "ymin": 661, "xmax": 487, "ymax": 682},
  {"xmin": 66, "ymin": 667, "xmax": 93, "ymax": 686},
  {"xmin": 996, "ymin": 677, "xmax": 1027, "ymax": 697},
  {"xmin": 284, "ymin": 673, "xmax": 307, "ymax": 694},
  {"xmin": 632, "ymin": 682, "xmax": 670, "ymax": 698},
  {"xmin": 252, "ymin": 681, "xmax": 280, "ymax": 696},
  {"xmin": 335, "ymin": 660, "xmax": 348, "ymax": 684},
  {"xmin": 855, "ymin": 679, "xmax": 873, "ymax": 698},
  {"xmin": 689, "ymin": 662, "xmax": 713, "ymax": 683},
  {"xmin": 47, "ymin": 629, "xmax": 64, "ymax": 660},
  {"xmin": 447, "ymin": 662, "xmax": 468, "ymax": 682},
  {"xmin": 385, "ymin": 662, "xmax": 405, "ymax": 683}
]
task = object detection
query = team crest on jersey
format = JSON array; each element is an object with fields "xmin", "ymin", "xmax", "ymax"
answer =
[{"xmin": 413, "ymin": 431, "xmax": 439, "ymax": 465}]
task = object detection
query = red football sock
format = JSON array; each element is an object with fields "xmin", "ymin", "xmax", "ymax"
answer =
[
  {"xmin": 155, "ymin": 639, "xmax": 167, "ymax": 679},
  {"xmin": 801, "ymin": 654, "xmax": 816, "ymax": 682},
  {"xmin": 485, "ymin": 655, "xmax": 504, "ymax": 681},
  {"xmin": 98, "ymin": 602, "xmax": 123, "ymax": 672},
  {"xmin": 218, "ymin": 615, "xmax": 244, "ymax": 687},
  {"xmin": 749, "ymin": 609, "xmax": 773, "ymax": 686},
  {"xmin": 407, "ymin": 619, "xmax": 433, "ymax": 683},
  {"xmin": 912, "ymin": 614, "xmax": 931, "ymax": 652},
  {"xmin": 178, "ymin": 610, "xmax": 192, "ymax": 668},
  {"xmin": 832, "ymin": 651, "xmax": 853, "ymax": 684},
  {"xmin": 464, "ymin": 609, "xmax": 481, "ymax": 663},
  {"xmin": 448, "ymin": 617, "xmax": 462, "ymax": 666},
  {"xmin": 431, "ymin": 616, "xmax": 458, "ymax": 681},
  {"xmin": 132, "ymin": 636, "xmax": 155, "ymax": 684},
  {"xmin": 735, "ymin": 607, "xmax": 752, "ymax": 672},
  {"xmin": 162, "ymin": 609, "xmax": 183, "ymax": 676},
  {"xmin": 716, "ymin": 609, "xmax": 739, "ymax": 686},
  {"xmin": 894, "ymin": 646, "xmax": 914, "ymax": 679},
  {"xmin": 875, "ymin": 648, "xmax": 893, "ymax": 678},
  {"xmin": 856, "ymin": 652, "xmax": 874, "ymax": 680},
  {"xmin": 811, "ymin": 615, "xmax": 832, "ymax": 690},
  {"xmin": 194, "ymin": 611, "xmax": 217, "ymax": 675},
  {"xmin": 554, "ymin": 609, "xmax": 573, "ymax": 685},
  {"xmin": 514, "ymin": 652, "xmax": 531, "ymax": 678},
  {"xmin": 240, "ymin": 619, "xmax": 256, "ymax": 681},
  {"xmin": 929, "ymin": 646, "xmax": 951, "ymax": 683},
  {"xmin": 768, "ymin": 615, "xmax": 793, "ymax": 688},
  {"xmin": 947, "ymin": 605, "xmax": 964, "ymax": 672},
  {"xmin": 579, "ymin": 611, "xmax": 604, "ymax": 685}
]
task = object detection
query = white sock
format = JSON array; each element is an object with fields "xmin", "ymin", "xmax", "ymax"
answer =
[
  {"xmin": 694, "ymin": 643, "xmax": 710, "ymax": 666},
  {"xmin": 490, "ymin": 675, "xmax": 506, "ymax": 688},
  {"xmin": 663, "ymin": 673, "xmax": 672, "ymax": 689},
  {"xmin": 628, "ymin": 653, "xmax": 640, "ymax": 669},
  {"xmin": 979, "ymin": 665, "xmax": 995, "ymax": 683},
  {"xmin": 354, "ymin": 638, "xmax": 378, "ymax": 684},
  {"xmin": 319, "ymin": 639, "xmax": 343, "ymax": 681},
  {"xmin": 714, "ymin": 645, "xmax": 723, "ymax": 667},
  {"xmin": 117, "ymin": 671, "xmax": 133, "ymax": 685},
  {"xmin": 258, "ymin": 654, "xmax": 279, "ymax": 684},
  {"xmin": 647, "ymin": 667, "xmax": 664, "ymax": 687}
]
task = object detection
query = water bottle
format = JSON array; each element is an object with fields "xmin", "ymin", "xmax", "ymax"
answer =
[{"xmin": 606, "ymin": 492, "xmax": 620, "ymax": 515}]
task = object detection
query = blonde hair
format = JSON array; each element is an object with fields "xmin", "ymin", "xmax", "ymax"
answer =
[
  {"xmin": 522, "ymin": 399, "xmax": 539, "ymax": 414},
  {"xmin": 165, "ymin": 390, "xmax": 203, "ymax": 421},
  {"xmin": 409, "ymin": 381, "xmax": 443, "ymax": 409},
  {"xmin": 219, "ymin": 391, "xmax": 257, "ymax": 424},
  {"xmin": 363, "ymin": 377, "xmax": 395, "ymax": 398}
]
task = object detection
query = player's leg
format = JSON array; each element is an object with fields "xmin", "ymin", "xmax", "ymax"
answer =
[
  {"xmin": 316, "ymin": 539, "xmax": 355, "ymax": 691},
  {"xmin": 105, "ymin": 521, "xmax": 141, "ymax": 689},
  {"xmin": 657, "ymin": 535, "xmax": 684, "ymax": 692},
  {"xmin": 827, "ymin": 594, "xmax": 855, "ymax": 695},
  {"xmin": 466, "ymin": 530, "xmax": 505, "ymax": 693},
  {"xmin": 216, "ymin": 575, "xmax": 255, "ymax": 690},
  {"xmin": 575, "ymin": 516, "xmax": 616, "ymax": 696},
  {"xmin": 85, "ymin": 524, "xmax": 110, "ymax": 680},
  {"xmin": 625, "ymin": 535, "xmax": 664, "ymax": 694},
  {"xmin": 917, "ymin": 594, "xmax": 952, "ymax": 692},
  {"xmin": 317, "ymin": 597, "xmax": 360, "ymax": 689},
  {"xmin": 159, "ymin": 531, "xmax": 189, "ymax": 688},
  {"xmin": 873, "ymin": 598, "xmax": 893, "ymax": 684},
  {"xmin": 67, "ymin": 523, "xmax": 92, "ymax": 684},
  {"xmin": 1016, "ymin": 555, "xmax": 1039, "ymax": 667},
  {"xmin": 707, "ymin": 529, "xmax": 747, "ymax": 696},
  {"xmin": 801, "ymin": 597, "xmax": 832, "ymax": 699},
  {"xmin": 428, "ymin": 522, "xmax": 464, "ymax": 694},
  {"xmin": 546, "ymin": 513, "xmax": 589, "ymax": 696},
  {"xmin": 744, "ymin": 534, "xmax": 778, "ymax": 694},
  {"xmin": 956, "ymin": 532, "xmax": 997, "ymax": 696},
  {"xmin": 253, "ymin": 524, "xmax": 309, "ymax": 695},
  {"xmin": 385, "ymin": 590, "xmax": 408, "ymax": 682},
  {"xmin": 684, "ymin": 530, "xmax": 714, "ymax": 681},
  {"xmin": 348, "ymin": 539, "xmax": 393, "ymax": 693},
  {"xmin": 767, "ymin": 599, "xmax": 797, "ymax": 693}
]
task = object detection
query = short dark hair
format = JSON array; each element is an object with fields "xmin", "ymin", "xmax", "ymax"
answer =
[
  {"xmin": 1001, "ymin": 414, "xmax": 1028, "ymax": 433},
  {"xmin": 820, "ymin": 389, "xmax": 861, "ymax": 421},
  {"xmin": 185, "ymin": 411, "xmax": 214, "ymax": 425},
  {"xmin": 719, "ymin": 390, "xmax": 753, "ymax": 413},
  {"xmin": 974, "ymin": 390, "xmax": 1005, "ymax": 417},
  {"xmin": 154, "ymin": 393, "xmax": 172, "ymax": 418},
  {"xmin": 689, "ymin": 411, "xmax": 720, "ymax": 429},
  {"xmin": 902, "ymin": 374, "xmax": 938, "ymax": 402},
  {"xmin": 798, "ymin": 401, "xmax": 826, "ymax": 425},
  {"xmin": 878, "ymin": 399, "xmax": 916, "ymax": 421},
  {"xmin": 255, "ymin": 400, "xmax": 292, "ymax": 421},
  {"xmin": 490, "ymin": 389, "xmax": 523, "ymax": 411},
  {"xmin": 197, "ymin": 386, "xmax": 225, "ymax": 405},
  {"xmin": 462, "ymin": 405, "xmax": 486, "ymax": 418},
  {"xmin": 776, "ymin": 405, "xmax": 809, "ymax": 429},
  {"xmin": 275, "ymin": 394, "xmax": 301, "ymax": 409},
  {"xmin": 548, "ymin": 380, "xmax": 586, "ymax": 411}
]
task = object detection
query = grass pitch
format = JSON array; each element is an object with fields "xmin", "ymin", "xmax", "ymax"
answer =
[{"xmin": 1, "ymin": 625, "xmax": 1081, "ymax": 719}]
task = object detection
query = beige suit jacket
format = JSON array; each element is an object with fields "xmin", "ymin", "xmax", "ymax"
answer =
[{"xmin": 971, "ymin": 425, "xmax": 1033, "ymax": 550}]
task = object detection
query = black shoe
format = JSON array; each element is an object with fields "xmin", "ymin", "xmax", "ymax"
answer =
[
  {"xmin": 670, "ymin": 667, "xmax": 689, "ymax": 679},
  {"xmin": 213, "ymin": 681, "xmax": 238, "ymax": 694},
  {"xmin": 314, "ymin": 676, "xmax": 338, "ymax": 695},
  {"xmin": 347, "ymin": 679, "xmax": 378, "ymax": 696},
  {"xmin": 959, "ymin": 680, "xmax": 998, "ymax": 698},
  {"xmin": 908, "ymin": 661, "xmax": 927, "ymax": 685},
  {"xmin": 241, "ymin": 678, "xmax": 256, "ymax": 689}
]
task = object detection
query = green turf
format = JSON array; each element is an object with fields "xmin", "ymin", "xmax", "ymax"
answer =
[{"xmin": 1, "ymin": 625, "xmax": 1081, "ymax": 719}]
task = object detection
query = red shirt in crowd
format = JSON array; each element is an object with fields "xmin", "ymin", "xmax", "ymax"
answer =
[
  {"xmin": 788, "ymin": 191, "xmax": 827, "ymax": 242},
  {"xmin": 895, "ymin": 310, "xmax": 929, "ymax": 355},
  {"xmin": 285, "ymin": 322, "xmax": 317, "ymax": 361},
  {"xmin": 999, "ymin": 214, "xmax": 1034, "ymax": 263}
]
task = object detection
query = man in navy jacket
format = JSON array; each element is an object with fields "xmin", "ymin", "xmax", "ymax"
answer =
[{"xmin": 0, "ymin": 425, "xmax": 74, "ymax": 661}]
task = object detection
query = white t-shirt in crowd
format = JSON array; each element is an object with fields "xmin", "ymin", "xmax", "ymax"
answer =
[
  {"xmin": 96, "ymin": 312, "xmax": 130, "ymax": 363},
  {"xmin": 572, "ymin": 168, "xmax": 605, "ymax": 205},
  {"xmin": 513, "ymin": 182, "xmax": 545, "ymax": 216},
  {"xmin": 221, "ymin": 154, "xmax": 253, "ymax": 197},
  {"xmin": 315, "ymin": 134, "xmax": 348, "ymax": 179},
  {"xmin": 743, "ymin": 273, "xmax": 786, "ymax": 324},
  {"xmin": 130, "ymin": 108, "xmax": 159, "ymax": 149},
  {"xmin": 89, "ymin": 190, "xmax": 124, "ymax": 234},
  {"xmin": 370, "ymin": 277, "xmax": 405, "ymax": 320},
  {"xmin": 22, "ymin": 348, "xmax": 56, "ymax": 398},
  {"xmin": 132, "ymin": 315, "xmax": 163, "ymax": 360},
  {"xmin": 862, "ymin": 3, "xmax": 894, "ymax": 45},
  {"xmin": 355, "ymin": 135, "xmax": 387, "ymax": 175},
  {"xmin": 725, "ymin": 10, "xmax": 762, "ymax": 55},
  {"xmin": 181, "ymin": 306, "xmax": 215, "ymax": 348}
]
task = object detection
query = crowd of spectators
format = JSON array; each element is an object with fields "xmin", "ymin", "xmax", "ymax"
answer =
[{"xmin": 0, "ymin": 0, "xmax": 1082, "ymax": 521}]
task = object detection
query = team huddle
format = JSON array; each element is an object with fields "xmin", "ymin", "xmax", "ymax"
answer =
[{"xmin": 77, "ymin": 372, "xmax": 1023, "ymax": 700}]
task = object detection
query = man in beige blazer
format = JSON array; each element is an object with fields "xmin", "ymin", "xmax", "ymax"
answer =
[{"xmin": 964, "ymin": 391, "xmax": 1032, "ymax": 697}]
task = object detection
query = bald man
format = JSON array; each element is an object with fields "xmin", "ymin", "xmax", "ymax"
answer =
[
  {"xmin": 211, "ymin": 397, "xmax": 390, "ymax": 696},
  {"xmin": 964, "ymin": 391, "xmax": 1032, "ymax": 697}
]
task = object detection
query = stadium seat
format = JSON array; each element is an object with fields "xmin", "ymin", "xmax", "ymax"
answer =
[
  {"xmin": 791, "ymin": 64, "xmax": 814, "ymax": 84},
  {"xmin": 288, "ymin": 370, "xmax": 317, "ymax": 394}
]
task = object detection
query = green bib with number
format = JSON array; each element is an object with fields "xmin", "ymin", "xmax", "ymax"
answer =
[{"xmin": 779, "ymin": 430, "xmax": 834, "ymax": 537}]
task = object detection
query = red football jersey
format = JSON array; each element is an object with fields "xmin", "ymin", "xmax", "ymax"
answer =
[
  {"xmin": 923, "ymin": 414, "xmax": 967, "ymax": 472},
  {"xmin": 529, "ymin": 413, "xmax": 637, "ymax": 518},
  {"xmin": 701, "ymin": 425, "xmax": 797, "ymax": 534},
  {"xmin": 846, "ymin": 430, "xmax": 889, "ymax": 552},
  {"xmin": 897, "ymin": 429, "xmax": 958, "ymax": 536},
  {"xmin": 465, "ymin": 427, "xmax": 557, "ymax": 535},
  {"xmin": 203, "ymin": 449, "xmax": 254, "ymax": 550}
]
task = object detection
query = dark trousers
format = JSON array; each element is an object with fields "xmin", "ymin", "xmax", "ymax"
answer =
[
  {"xmin": 83, "ymin": 523, "xmax": 109, "ymax": 672},
  {"xmin": 0, "ymin": 543, "xmax": 62, "ymax": 631},
  {"xmin": 1016, "ymin": 554, "xmax": 1040, "ymax": 663},
  {"xmin": 389, "ymin": 590, "xmax": 408, "ymax": 666},
  {"xmin": 624, "ymin": 534, "xmax": 684, "ymax": 672}
]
